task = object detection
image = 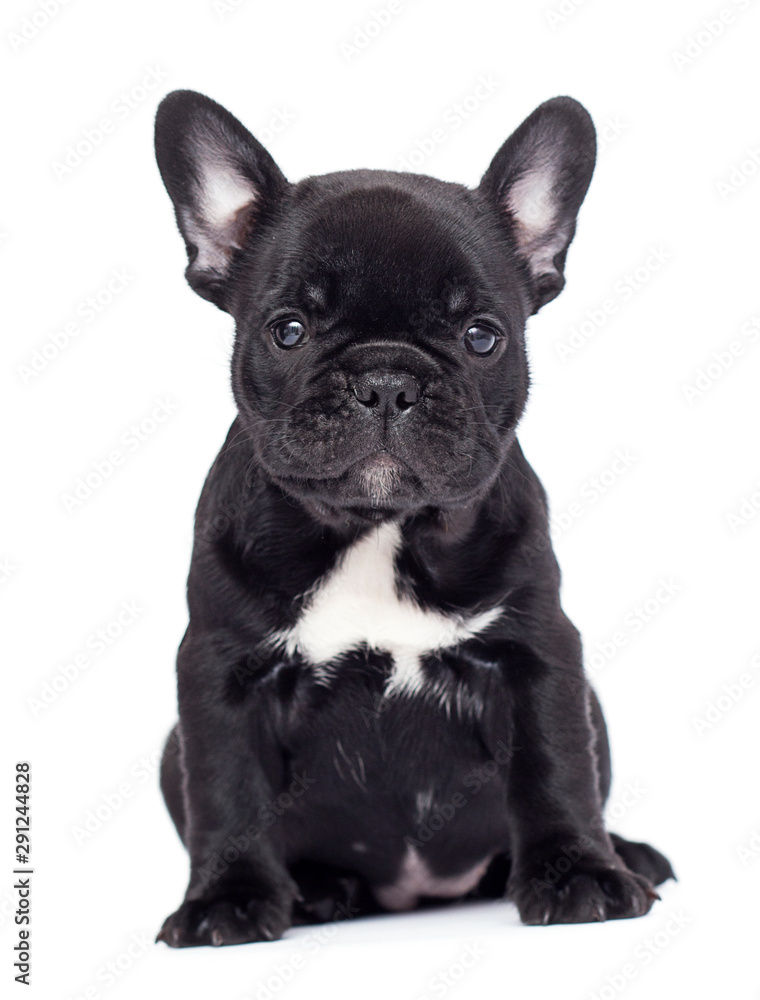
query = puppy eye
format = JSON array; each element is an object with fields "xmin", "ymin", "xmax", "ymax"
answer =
[
  {"xmin": 463, "ymin": 325, "xmax": 499, "ymax": 356},
  {"xmin": 271, "ymin": 320, "xmax": 309, "ymax": 349}
]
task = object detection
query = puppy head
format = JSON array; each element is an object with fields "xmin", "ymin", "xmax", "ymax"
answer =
[{"xmin": 155, "ymin": 91, "xmax": 595, "ymax": 523}]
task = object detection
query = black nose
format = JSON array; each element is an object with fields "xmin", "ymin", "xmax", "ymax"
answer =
[{"xmin": 351, "ymin": 370, "xmax": 420, "ymax": 413}]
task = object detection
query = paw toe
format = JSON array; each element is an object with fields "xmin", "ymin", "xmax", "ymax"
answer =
[
  {"xmin": 513, "ymin": 865, "xmax": 658, "ymax": 926},
  {"xmin": 157, "ymin": 895, "xmax": 292, "ymax": 948}
]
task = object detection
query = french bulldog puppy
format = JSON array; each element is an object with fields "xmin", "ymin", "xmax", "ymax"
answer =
[{"xmin": 154, "ymin": 91, "xmax": 673, "ymax": 947}]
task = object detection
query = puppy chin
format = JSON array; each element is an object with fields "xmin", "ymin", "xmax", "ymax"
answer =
[
  {"xmin": 272, "ymin": 448, "xmax": 500, "ymax": 528},
  {"xmin": 328, "ymin": 453, "xmax": 418, "ymax": 524},
  {"xmin": 280, "ymin": 451, "xmax": 422, "ymax": 526},
  {"xmin": 355, "ymin": 452, "xmax": 402, "ymax": 507}
]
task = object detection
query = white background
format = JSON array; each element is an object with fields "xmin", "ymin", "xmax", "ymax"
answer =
[{"xmin": 3, "ymin": 0, "xmax": 759, "ymax": 997}]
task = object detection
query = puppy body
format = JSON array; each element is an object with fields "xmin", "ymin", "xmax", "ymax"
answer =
[{"xmin": 154, "ymin": 92, "xmax": 673, "ymax": 947}]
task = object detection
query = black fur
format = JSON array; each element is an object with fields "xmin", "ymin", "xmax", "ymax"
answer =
[{"xmin": 153, "ymin": 91, "xmax": 673, "ymax": 948}]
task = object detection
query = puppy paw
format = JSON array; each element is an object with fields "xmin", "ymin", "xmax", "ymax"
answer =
[
  {"xmin": 609, "ymin": 833, "xmax": 676, "ymax": 886},
  {"xmin": 156, "ymin": 891, "xmax": 293, "ymax": 948},
  {"xmin": 510, "ymin": 864, "xmax": 659, "ymax": 926}
]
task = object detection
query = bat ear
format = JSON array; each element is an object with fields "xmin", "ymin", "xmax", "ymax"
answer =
[
  {"xmin": 154, "ymin": 90, "xmax": 288, "ymax": 310},
  {"xmin": 478, "ymin": 97, "xmax": 596, "ymax": 313}
]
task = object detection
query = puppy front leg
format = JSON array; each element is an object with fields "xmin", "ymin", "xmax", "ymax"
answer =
[
  {"xmin": 499, "ymin": 638, "xmax": 659, "ymax": 925},
  {"xmin": 157, "ymin": 631, "xmax": 299, "ymax": 948}
]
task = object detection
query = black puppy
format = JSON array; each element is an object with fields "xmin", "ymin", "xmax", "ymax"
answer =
[{"xmin": 154, "ymin": 91, "xmax": 673, "ymax": 947}]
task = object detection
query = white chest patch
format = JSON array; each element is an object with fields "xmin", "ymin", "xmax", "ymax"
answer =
[
  {"xmin": 374, "ymin": 844, "xmax": 492, "ymax": 911},
  {"xmin": 270, "ymin": 522, "xmax": 501, "ymax": 695}
]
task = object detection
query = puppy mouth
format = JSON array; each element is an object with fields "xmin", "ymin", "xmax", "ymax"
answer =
[{"xmin": 267, "ymin": 448, "xmax": 423, "ymax": 512}]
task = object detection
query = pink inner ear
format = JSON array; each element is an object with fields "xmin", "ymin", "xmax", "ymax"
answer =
[
  {"xmin": 507, "ymin": 165, "xmax": 557, "ymax": 234},
  {"xmin": 181, "ymin": 164, "xmax": 258, "ymax": 276},
  {"xmin": 219, "ymin": 200, "xmax": 259, "ymax": 252},
  {"xmin": 504, "ymin": 165, "xmax": 574, "ymax": 295},
  {"xmin": 198, "ymin": 162, "xmax": 258, "ymax": 230}
]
